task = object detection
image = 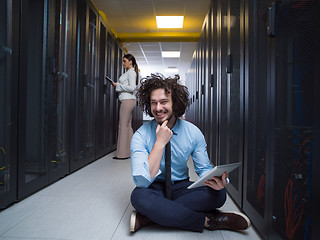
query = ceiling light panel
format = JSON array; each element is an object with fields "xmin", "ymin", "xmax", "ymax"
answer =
[
  {"xmin": 162, "ymin": 51, "xmax": 180, "ymax": 58},
  {"xmin": 156, "ymin": 16, "xmax": 184, "ymax": 28}
]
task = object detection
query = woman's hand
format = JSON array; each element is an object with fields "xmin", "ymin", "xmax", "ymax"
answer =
[
  {"xmin": 111, "ymin": 82, "xmax": 117, "ymax": 88},
  {"xmin": 204, "ymin": 172, "xmax": 228, "ymax": 190}
]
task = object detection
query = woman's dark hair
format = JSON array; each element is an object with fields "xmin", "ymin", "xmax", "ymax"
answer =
[
  {"xmin": 137, "ymin": 73, "xmax": 190, "ymax": 118},
  {"xmin": 124, "ymin": 53, "xmax": 139, "ymax": 85}
]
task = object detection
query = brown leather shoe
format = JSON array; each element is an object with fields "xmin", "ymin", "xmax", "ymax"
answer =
[
  {"xmin": 129, "ymin": 211, "xmax": 153, "ymax": 233},
  {"xmin": 206, "ymin": 210, "xmax": 251, "ymax": 231}
]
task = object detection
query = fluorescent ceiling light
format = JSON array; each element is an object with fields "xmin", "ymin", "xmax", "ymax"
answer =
[
  {"xmin": 162, "ymin": 51, "xmax": 180, "ymax": 58},
  {"xmin": 156, "ymin": 16, "xmax": 184, "ymax": 28},
  {"xmin": 165, "ymin": 68, "xmax": 179, "ymax": 73}
]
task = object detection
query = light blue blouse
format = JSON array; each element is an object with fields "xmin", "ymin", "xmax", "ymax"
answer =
[{"xmin": 130, "ymin": 119, "xmax": 213, "ymax": 188}]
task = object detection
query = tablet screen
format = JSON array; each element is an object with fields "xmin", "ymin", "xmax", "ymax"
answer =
[{"xmin": 188, "ymin": 162, "xmax": 241, "ymax": 189}]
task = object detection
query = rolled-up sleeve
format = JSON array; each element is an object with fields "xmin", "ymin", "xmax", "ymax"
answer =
[
  {"xmin": 130, "ymin": 128, "xmax": 161, "ymax": 188},
  {"xmin": 191, "ymin": 128, "xmax": 213, "ymax": 179}
]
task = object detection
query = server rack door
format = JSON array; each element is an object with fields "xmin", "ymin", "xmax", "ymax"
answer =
[
  {"xmin": 71, "ymin": 1, "xmax": 96, "ymax": 171},
  {"xmin": 243, "ymin": 0, "xmax": 270, "ymax": 238},
  {"xmin": 0, "ymin": 0, "xmax": 17, "ymax": 208},
  {"xmin": 270, "ymin": 1, "xmax": 314, "ymax": 239},
  {"xmin": 116, "ymin": 45, "xmax": 122, "ymax": 135},
  {"xmin": 209, "ymin": 3, "xmax": 219, "ymax": 165},
  {"xmin": 313, "ymin": 4, "xmax": 320, "ymax": 240},
  {"xmin": 218, "ymin": 0, "xmax": 228, "ymax": 168},
  {"xmin": 86, "ymin": 7, "xmax": 97, "ymax": 158},
  {"xmin": 200, "ymin": 29, "xmax": 206, "ymax": 135},
  {"xmin": 188, "ymin": 61, "xmax": 195, "ymax": 125},
  {"xmin": 205, "ymin": 10, "xmax": 212, "ymax": 162},
  {"xmin": 201, "ymin": 23, "xmax": 210, "ymax": 151},
  {"xmin": 18, "ymin": 0, "xmax": 50, "ymax": 198},
  {"xmin": 192, "ymin": 62, "xmax": 196, "ymax": 125},
  {"xmin": 227, "ymin": 0, "xmax": 244, "ymax": 206},
  {"xmin": 46, "ymin": 0, "xmax": 72, "ymax": 182},
  {"xmin": 106, "ymin": 33, "xmax": 115, "ymax": 149},
  {"xmin": 185, "ymin": 60, "xmax": 196, "ymax": 124},
  {"xmin": 191, "ymin": 53, "xmax": 196, "ymax": 124},
  {"xmin": 111, "ymin": 41, "xmax": 120, "ymax": 146},
  {"xmin": 217, "ymin": 0, "xmax": 244, "ymax": 206},
  {"xmin": 96, "ymin": 22, "xmax": 111, "ymax": 158}
]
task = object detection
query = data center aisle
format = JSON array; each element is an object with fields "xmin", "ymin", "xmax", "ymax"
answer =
[{"xmin": 0, "ymin": 152, "xmax": 261, "ymax": 240}]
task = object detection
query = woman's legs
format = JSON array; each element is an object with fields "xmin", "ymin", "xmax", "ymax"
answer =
[{"xmin": 116, "ymin": 99, "xmax": 136, "ymax": 158}]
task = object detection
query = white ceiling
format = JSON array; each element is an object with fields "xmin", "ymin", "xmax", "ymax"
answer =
[{"xmin": 92, "ymin": 0, "xmax": 211, "ymax": 82}]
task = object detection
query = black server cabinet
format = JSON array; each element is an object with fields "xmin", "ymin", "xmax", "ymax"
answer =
[
  {"xmin": 269, "ymin": 1, "xmax": 314, "ymax": 239},
  {"xmin": 105, "ymin": 32, "xmax": 115, "ymax": 149},
  {"xmin": 243, "ymin": 0, "xmax": 271, "ymax": 238},
  {"xmin": 46, "ymin": 0, "xmax": 74, "ymax": 182},
  {"xmin": 313, "ymin": 4, "xmax": 320, "ymax": 240},
  {"xmin": 185, "ymin": 60, "xmax": 194, "ymax": 124},
  {"xmin": 195, "ymin": 48, "xmax": 200, "ymax": 128},
  {"xmin": 217, "ymin": 0, "xmax": 244, "ymax": 206},
  {"xmin": 199, "ymin": 29, "xmax": 206, "ymax": 136},
  {"xmin": 243, "ymin": 1, "xmax": 316, "ymax": 239},
  {"xmin": 201, "ymin": 21, "xmax": 209, "ymax": 155},
  {"xmin": 209, "ymin": 3, "xmax": 219, "ymax": 166},
  {"xmin": 112, "ymin": 42, "xmax": 121, "ymax": 146},
  {"xmin": 17, "ymin": 0, "xmax": 51, "ymax": 198},
  {"xmin": 96, "ymin": 20, "xmax": 112, "ymax": 159},
  {"xmin": 0, "ymin": 0, "xmax": 18, "ymax": 209},
  {"xmin": 187, "ymin": 0, "xmax": 318, "ymax": 238},
  {"xmin": 70, "ymin": 1, "xmax": 97, "ymax": 172},
  {"xmin": 0, "ymin": 0, "xmax": 126, "ymax": 208}
]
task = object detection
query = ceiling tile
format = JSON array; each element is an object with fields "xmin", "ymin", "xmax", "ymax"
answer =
[
  {"xmin": 145, "ymin": 52, "xmax": 162, "ymax": 58},
  {"xmin": 185, "ymin": 0, "xmax": 211, "ymax": 16}
]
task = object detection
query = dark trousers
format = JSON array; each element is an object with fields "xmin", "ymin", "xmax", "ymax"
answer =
[{"xmin": 130, "ymin": 179, "xmax": 226, "ymax": 232}]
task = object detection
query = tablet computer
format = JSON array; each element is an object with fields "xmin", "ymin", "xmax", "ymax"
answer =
[
  {"xmin": 187, "ymin": 162, "xmax": 241, "ymax": 189},
  {"xmin": 106, "ymin": 76, "xmax": 114, "ymax": 83}
]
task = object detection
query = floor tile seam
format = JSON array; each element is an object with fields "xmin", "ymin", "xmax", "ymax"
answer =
[{"xmin": 110, "ymin": 202, "xmax": 131, "ymax": 240}]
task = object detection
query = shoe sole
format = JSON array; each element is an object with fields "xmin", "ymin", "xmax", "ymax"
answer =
[
  {"xmin": 129, "ymin": 211, "xmax": 137, "ymax": 233},
  {"xmin": 223, "ymin": 211, "xmax": 251, "ymax": 229}
]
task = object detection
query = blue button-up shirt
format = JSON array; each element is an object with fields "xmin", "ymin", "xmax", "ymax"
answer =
[{"xmin": 130, "ymin": 119, "xmax": 213, "ymax": 188}]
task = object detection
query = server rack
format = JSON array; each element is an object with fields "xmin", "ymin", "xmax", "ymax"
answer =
[
  {"xmin": 17, "ymin": 0, "xmax": 51, "ymax": 199},
  {"xmin": 46, "ymin": 0, "xmax": 74, "ymax": 182},
  {"xmin": 269, "ymin": 2, "xmax": 314, "ymax": 239},
  {"xmin": 0, "ymin": 0, "xmax": 136, "ymax": 209},
  {"xmin": 243, "ymin": 0, "xmax": 272, "ymax": 238},
  {"xmin": 186, "ymin": 0, "xmax": 318, "ymax": 239},
  {"xmin": 0, "ymin": 0, "xmax": 18, "ymax": 208},
  {"xmin": 95, "ymin": 20, "xmax": 111, "ymax": 159}
]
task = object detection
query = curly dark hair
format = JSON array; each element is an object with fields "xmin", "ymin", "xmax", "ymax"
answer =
[{"xmin": 137, "ymin": 73, "xmax": 190, "ymax": 118}]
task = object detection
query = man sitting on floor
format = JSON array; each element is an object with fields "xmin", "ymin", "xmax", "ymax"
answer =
[{"xmin": 129, "ymin": 74, "xmax": 250, "ymax": 233}]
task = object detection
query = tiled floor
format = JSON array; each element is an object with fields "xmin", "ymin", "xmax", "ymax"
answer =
[{"xmin": 0, "ymin": 152, "xmax": 262, "ymax": 240}]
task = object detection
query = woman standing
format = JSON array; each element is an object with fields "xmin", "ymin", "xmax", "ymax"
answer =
[{"xmin": 111, "ymin": 54, "xmax": 139, "ymax": 159}]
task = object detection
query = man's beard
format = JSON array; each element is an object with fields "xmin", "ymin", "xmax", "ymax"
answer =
[{"xmin": 155, "ymin": 113, "xmax": 175, "ymax": 127}]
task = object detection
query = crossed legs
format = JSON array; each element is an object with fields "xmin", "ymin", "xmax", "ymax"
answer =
[{"xmin": 130, "ymin": 180, "xmax": 226, "ymax": 232}]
